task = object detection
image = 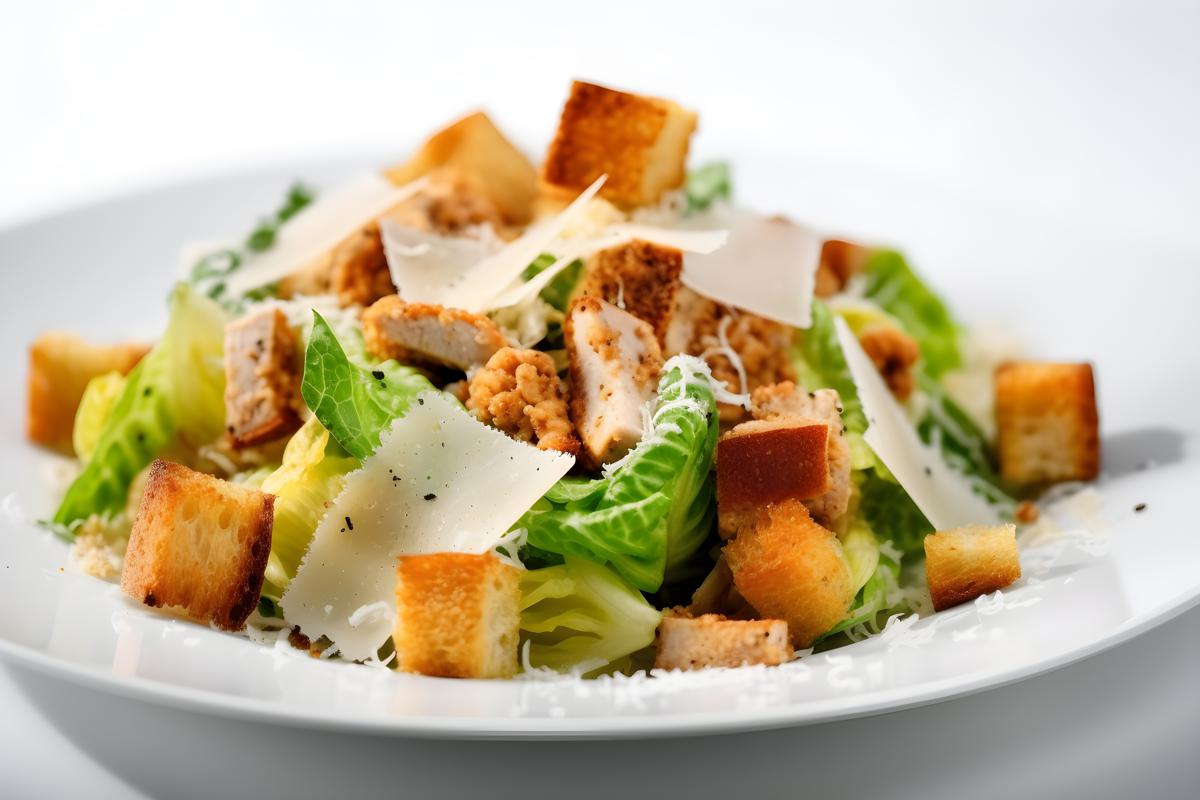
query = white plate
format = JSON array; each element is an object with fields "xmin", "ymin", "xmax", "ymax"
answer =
[{"xmin": 1, "ymin": 156, "xmax": 1198, "ymax": 740}]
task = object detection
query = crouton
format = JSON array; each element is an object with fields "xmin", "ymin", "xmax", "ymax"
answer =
[
  {"xmin": 724, "ymin": 499, "xmax": 854, "ymax": 648},
  {"xmin": 995, "ymin": 361, "xmax": 1100, "ymax": 485},
  {"xmin": 121, "ymin": 460, "xmax": 274, "ymax": 631},
  {"xmin": 655, "ymin": 614, "xmax": 792, "ymax": 670},
  {"xmin": 26, "ymin": 332, "xmax": 148, "ymax": 452},
  {"xmin": 579, "ymin": 239, "xmax": 683, "ymax": 344},
  {"xmin": 664, "ymin": 287, "xmax": 795, "ymax": 424},
  {"xmin": 542, "ymin": 81, "xmax": 698, "ymax": 208},
  {"xmin": 717, "ymin": 419, "xmax": 831, "ymax": 538},
  {"xmin": 750, "ymin": 382, "xmax": 852, "ymax": 524},
  {"xmin": 467, "ymin": 348, "xmax": 580, "ymax": 456},
  {"xmin": 565, "ymin": 296, "xmax": 664, "ymax": 466},
  {"xmin": 224, "ymin": 308, "xmax": 301, "ymax": 449},
  {"xmin": 858, "ymin": 325, "xmax": 921, "ymax": 401},
  {"xmin": 393, "ymin": 552, "xmax": 520, "ymax": 679},
  {"xmin": 362, "ymin": 295, "xmax": 508, "ymax": 371},
  {"xmin": 384, "ymin": 111, "xmax": 538, "ymax": 225},
  {"xmin": 924, "ymin": 524, "xmax": 1021, "ymax": 611},
  {"xmin": 813, "ymin": 239, "xmax": 873, "ymax": 298}
]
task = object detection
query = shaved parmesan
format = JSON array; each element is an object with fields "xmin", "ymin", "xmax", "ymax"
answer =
[
  {"xmin": 833, "ymin": 317, "xmax": 1001, "ymax": 529},
  {"xmin": 280, "ymin": 391, "xmax": 573, "ymax": 660},
  {"xmin": 680, "ymin": 205, "xmax": 820, "ymax": 328},
  {"xmin": 226, "ymin": 174, "xmax": 426, "ymax": 296},
  {"xmin": 380, "ymin": 218, "xmax": 501, "ymax": 301}
]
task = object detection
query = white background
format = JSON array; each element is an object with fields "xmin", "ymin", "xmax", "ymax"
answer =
[{"xmin": 2, "ymin": 1, "xmax": 1199, "ymax": 797}]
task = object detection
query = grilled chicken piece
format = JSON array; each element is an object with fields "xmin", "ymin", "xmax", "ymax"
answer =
[
  {"xmin": 362, "ymin": 295, "xmax": 508, "ymax": 371},
  {"xmin": 223, "ymin": 308, "xmax": 301, "ymax": 449}
]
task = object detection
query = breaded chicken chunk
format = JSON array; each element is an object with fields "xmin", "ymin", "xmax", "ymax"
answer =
[
  {"xmin": 858, "ymin": 324, "xmax": 921, "ymax": 402},
  {"xmin": 813, "ymin": 239, "xmax": 873, "ymax": 298},
  {"xmin": 467, "ymin": 347, "xmax": 580, "ymax": 456},
  {"xmin": 363, "ymin": 295, "xmax": 508, "ymax": 371},
  {"xmin": 664, "ymin": 287, "xmax": 794, "ymax": 424}
]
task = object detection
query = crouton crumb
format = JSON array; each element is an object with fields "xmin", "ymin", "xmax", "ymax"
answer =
[{"xmin": 467, "ymin": 347, "xmax": 581, "ymax": 456}]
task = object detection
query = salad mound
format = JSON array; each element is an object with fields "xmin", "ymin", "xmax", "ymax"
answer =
[{"xmin": 25, "ymin": 79, "xmax": 1101, "ymax": 680}]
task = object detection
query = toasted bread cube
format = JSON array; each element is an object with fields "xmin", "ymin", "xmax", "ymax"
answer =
[
  {"xmin": 542, "ymin": 81, "xmax": 698, "ymax": 208},
  {"xmin": 749, "ymin": 382, "xmax": 852, "ymax": 525},
  {"xmin": 813, "ymin": 239, "xmax": 873, "ymax": 298},
  {"xmin": 26, "ymin": 332, "xmax": 148, "ymax": 452},
  {"xmin": 924, "ymin": 524, "xmax": 1021, "ymax": 611},
  {"xmin": 363, "ymin": 295, "xmax": 508, "ymax": 371},
  {"xmin": 724, "ymin": 500, "xmax": 854, "ymax": 648},
  {"xmin": 121, "ymin": 460, "xmax": 274, "ymax": 631},
  {"xmin": 580, "ymin": 239, "xmax": 683, "ymax": 345},
  {"xmin": 717, "ymin": 419, "xmax": 831, "ymax": 536},
  {"xmin": 384, "ymin": 111, "xmax": 538, "ymax": 226},
  {"xmin": 393, "ymin": 552, "xmax": 520, "ymax": 679},
  {"xmin": 565, "ymin": 296, "xmax": 664, "ymax": 467},
  {"xmin": 467, "ymin": 347, "xmax": 580, "ymax": 456},
  {"xmin": 664, "ymin": 286, "xmax": 794, "ymax": 424},
  {"xmin": 655, "ymin": 614, "xmax": 792, "ymax": 670},
  {"xmin": 995, "ymin": 361, "xmax": 1100, "ymax": 485},
  {"xmin": 224, "ymin": 309, "xmax": 301, "ymax": 449}
]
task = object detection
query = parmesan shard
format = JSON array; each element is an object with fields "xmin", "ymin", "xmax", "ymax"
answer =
[
  {"xmin": 680, "ymin": 205, "xmax": 821, "ymax": 329},
  {"xmin": 280, "ymin": 391, "xmax": 573, "ymax": 660},
  {"xmin": 226, "ymin": 174, "xmax": 426, "ymax": 296},
  {"xmin": 833, "ymin": 317, "xmax": 1001, "ymax": 530}
]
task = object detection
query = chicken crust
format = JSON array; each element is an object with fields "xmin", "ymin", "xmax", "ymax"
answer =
[
  {"xmin": 467, "ymin": 348, "xmax": 580, "ymax": 456},
  {"xmin": 664, "ymin": 287, "xmax": 794, "ymax": 423},
  {"xmin": 858, "ymin": 324, "xmax": 921, "ymax": 401}
]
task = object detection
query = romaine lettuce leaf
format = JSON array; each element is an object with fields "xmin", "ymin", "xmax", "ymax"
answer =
[
  {"xmin": 53, "ymin": 284, "xmax": 227, "ymax": 529},
  {"xmin": 520, "ymin": 557, "xmax": 663, "ymax": 673},
  {"xmin": 685, "ymin": 162, "xmax": 732, "ymax": 213},
  {"xmin": 300, "ymin": 311, "xmax": 436, "ymax": 460},
  {"xmin": 72, "ymin": 371, "xmax": 126, "ymax": 462},
  {"xmin": 517, "ymin": 356, "xmax": 720, "ymax": 592},
  {"xmin": 861, "ymin": 249, "xmax": 960, "ymax": 378}
]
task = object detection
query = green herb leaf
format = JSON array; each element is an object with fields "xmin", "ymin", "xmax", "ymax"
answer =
[{"xmin": 685, "ymin": 161, "xmax": 732, "ymax": 213}]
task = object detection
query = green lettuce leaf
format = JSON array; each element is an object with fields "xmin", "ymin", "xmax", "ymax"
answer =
[
  {"xmin": 521, "ymin": 252, "xmax": 583, "ymax": 313},
  {"xmin": 518, "ymin": 356, "xmax": 720, "ymax": 592},
  {"xmin": 53, "ymin": 284, "xmax": 227, "ymax": 529},
  {"xmin": 72, "ymin": 371, "xmax": 127, "ymax": 462},
  {"xmin": 520, "ymin": 557, "xmax": 663, "ymax": 673},
  {"xmin": 861, "ymin": 249, "xmax": 960, "ymax": 378},
  {"xmin": 685, "ymin": 162, "xmax": 732, "ymax": 213},
  {"xmin": 300, "ymin": 312, "xmax": 435, "ymax": 460}
]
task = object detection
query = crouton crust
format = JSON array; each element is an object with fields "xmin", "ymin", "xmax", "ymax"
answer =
[
  {"xmin": 924, "ymin": 524, "xmax": 1021, "ymax": 611},
  {"xmin": 724, "ymin": 500, "xmax": 854, "ymax": 648},
  {"xmin": 121, "ymin": 460, "xmax": 274, "ymax": 631},
  {"xmin": 858, "ymin": 325, "xmax": 921, "ymax": 402},
  {"xmin": 26, "ymin": 332, "xmax": 148, "ymax": 452},
  {"xmin": 664, "ymin": 287, "xmax": 794, "ymax": 423},
  {"xmin": 362, "ymin": 295, "xmax": 508, "ymax": 370},
  {"xmin": 749, "ymin": 382, "xmax": 852, "ymax": 525},
  {"xmin": 384, "ymin": 111, "xmax": 538, "ymax": 225},
  {"xmin": 814, "ymin": 239, "xmax": 873, "ymax": 298},
  {"xmin": 717, "ymin": 419, "xmax": 831, "ymax": 521},
  {"xmin": 467, "ymin": 348, "xmax": 580, "ymax": 456},
  {"xmin": 394, "ymin": 552, "xmax": 521, "ymax": 679},
  {"xmin": 995, "ymin": 361, "xmax": 1100, "ymax": 485},
  {"xmin": 580, "ymin": 239, "xmax": 683, "ymax": 344},
  {"xmin": 655, "ymin": 614, "xmax": 793, "ymax": 670},
  {"xmin": 542, "ymin": 81, "xmax": 697, "ymax": 208},
  {"xmin": 224, "ymin": 308, "xmax": 301, "ymax": 449}
]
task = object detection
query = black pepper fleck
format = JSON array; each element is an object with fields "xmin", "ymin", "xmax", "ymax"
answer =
[
  {"xmin": 1134, "ymin": 503, "xmax": 1147, "ymax": 512},
  {"xmin": 924, "ymin": 466, "xmax": 932, "ymax": 476},
  {"xmin": 344, "ymin": 516, "xmax": 354, "ymax": 531},
  {"xmin": 371, "ymin": 370, "xmax": 385, "ymax": 380},
  {"xmin": 143, "ymin": 387, "xmax": 153, "ymax": 397},
  {"xmin": 423, "ymin": 493, "xmax": 437, "ymax": 501}
]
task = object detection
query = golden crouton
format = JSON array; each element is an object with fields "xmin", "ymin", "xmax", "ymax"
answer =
[
  {"xmin": 724, "ymin": 500, "xmax": 854, "ymax": 648},
  {"xmin": 363, "ymin": 295, "xmax": 508, "ymax": 371},
  {"xmin": 467, "ymin": 347, "xmax": 580, "ymax": 456},
  {"xmin": 717, "ymin": 419, "xmax": 831, "ymax": 537},
  {"xmin": 924, "ymin": 524, "xmax": 1021, "ymax": 611},
  {"xmin": 27, "ymin": 332, "xmax": 148, "ymax": 452},
  {"xmin": 224, "ymin": 308, "xmax": 301, "ymax": 449},
  {"xmin": 858, "ymin": 324, "xmax": 921, "ymax": 401},
  {"xmin": 995, "ymin": 361, "xmax": 1100, "ymax": 486},
  {"xmin": 579, "ymin": 238, "xmax": 683, "ymax": 344},
  {"xmin": 655, "ymin": 614, "xmax": 792, "ymax": 670},
  {"xmin": 749, "ymin": 382, "xmax": 852, "ymax": 525},
  {"xmin": 121, "ymin": 460, "xmax": 274, "ymax": 631},
  {"xmin": 542, "ymin": 80, "xmax": 698, "ymax": 208},
  {"xmin": 664, "ymin": 286, "xmax": 795, "ymax": 423},
  {"xmin": 393, "ymin": 552, "xmax": 521, "ymax": 679},
  {"xmin": 385, "ymin": 111, "xmax": 538, "ymax": 225},
  {"xmin": 813, "ymin": 239, "xmax": 873, "ymax": 298}
]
